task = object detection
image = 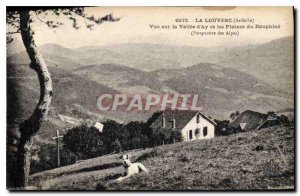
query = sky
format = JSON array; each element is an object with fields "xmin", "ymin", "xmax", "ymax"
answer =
[{"xmin": 9, "ymin": 6, "xmax": 294, "ymax": 48}]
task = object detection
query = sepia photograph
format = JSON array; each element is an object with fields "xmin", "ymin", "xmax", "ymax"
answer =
[{"xmin": 6, "ymin": 6, "xmax": 295, "ymax": 191}]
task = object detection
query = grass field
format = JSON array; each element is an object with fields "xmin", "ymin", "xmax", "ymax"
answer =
[{"xmin": 28, "ymin": 125, "xmax": 294, "ymax": 190}]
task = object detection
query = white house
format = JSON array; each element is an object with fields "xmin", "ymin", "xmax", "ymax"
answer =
[
  {"xmin": 149, "ymin": 109, "xmax": 216, "ymax": 142},
  {"xmin": 181, "ymin": 112, "xmax": 216, "ymax": 141}
]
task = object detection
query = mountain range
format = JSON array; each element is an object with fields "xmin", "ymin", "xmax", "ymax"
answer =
[
  {"xmin": 8, "ymin": 36, "xmax": 294, "ymax": 94},
  {"xmin": 7, "ymin": 37, "xmax": 294, "ymax": 139}
]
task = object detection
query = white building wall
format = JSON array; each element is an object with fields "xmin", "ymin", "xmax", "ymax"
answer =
[{"xmin": 181, "ymin": 113, "xmax": 215, "ymax": 141}]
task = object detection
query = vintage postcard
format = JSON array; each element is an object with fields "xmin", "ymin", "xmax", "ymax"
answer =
[{"xmin": 6, "ymin": 6, "xmax": 294, "ymax": 191}]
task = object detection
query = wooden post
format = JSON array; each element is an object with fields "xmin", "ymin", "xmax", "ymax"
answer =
[{"xmin": 52, "ymin": 130, "xmax": 63, "ymax": 167}]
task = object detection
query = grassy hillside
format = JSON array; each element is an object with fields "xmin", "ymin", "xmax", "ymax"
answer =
[{"xmin": 28, "ymin": 125, "xmax": 294, "ymax": 190}]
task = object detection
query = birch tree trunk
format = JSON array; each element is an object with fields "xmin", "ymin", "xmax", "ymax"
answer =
[{"xmin": 7, "ymin": 10, "xmax": 53, "ymax": 189}]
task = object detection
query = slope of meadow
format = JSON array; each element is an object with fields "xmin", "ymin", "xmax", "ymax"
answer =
[{"xmin": 28, "ymin": 125, "xmax": 294, "ymax": 190}]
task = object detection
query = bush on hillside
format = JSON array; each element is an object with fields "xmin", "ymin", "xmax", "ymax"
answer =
[
  {"xmin": 214, "ymin": 119, "xmax": 233, "ymax": 136},
  {"xmin": 63, "ymin": 122, "xmax": 106, "ymax": 159},
  {"xmin": 30, "ymin": 143, "xmax": 77, "ymax": 174},
  {"xmin": 62, "ymin": 119, "xmax": 180, "ymax": 159}
]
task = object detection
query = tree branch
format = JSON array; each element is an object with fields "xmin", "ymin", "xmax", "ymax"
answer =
[
  {"xmin": 7, "ymin": 30, "xmax": 20, "ymax": 35},
  {"xmin": 67, "ymin": 8, "xmax": 120, "ymax": 30},
  {"xmin": 34, "ymin": 11, "xmax": 48, "ymax": 25}
]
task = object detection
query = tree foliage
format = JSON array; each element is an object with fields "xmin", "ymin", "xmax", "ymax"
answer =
[
  {"xmin": 30, "ymin": 143, "xmax": 77, "ymax": 175},
  {"xmin": 62, "ymin": 119, "xmax": 182, "ymax": 160},
  {"xmin": 6, "ymin": 7, "xmax": 120, "ymax": 43},
  {"xmin": 63, "ymin": 123, "xmax": 106, "ymax": 159},
  {"xmin": 229, "ymin": 111, "xmax": 240, "ymax": 121},
  {"xmin": 146, "ymin": 111, "xmax": 162, "ymax": 126},
  {"xmin": 214, "ymin": 119, "xmax": 233, "ymax": 136}
]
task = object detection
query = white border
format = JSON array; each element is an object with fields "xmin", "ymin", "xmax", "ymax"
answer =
[{"xmin": 1, "ymin": 0, "xmax": 296, "ymax": 6}]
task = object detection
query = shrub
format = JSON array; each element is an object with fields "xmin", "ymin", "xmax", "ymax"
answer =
[
  {"xmin": 62, "ymin": 119, "xmax": 180, "ymax": 160},
  {"xmin": 63, "ymin": 122, "xmax": 106, "ymax": 159},
  {"xmin": 30, "ymin": 143, "xmax": 77, "ymax": 174}
]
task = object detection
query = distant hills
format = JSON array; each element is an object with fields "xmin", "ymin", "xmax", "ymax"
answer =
[
  {"xmin": 8, "ymin": 42, "xmax": 83, "ymax": 70},
  {"xmin": 71, "ymin": 62, "xmax": 292, "ymax": 117},
  {"xmin": 7, "ymin": 37, "xmax": 294, "ymax": 140},
  {"xmin": 8, "ymin": 36, "xmax": 294, "ymax": 94},
  {"xmin": 215, "ymin": 37, "xmax": 294, "ymax": 94}
]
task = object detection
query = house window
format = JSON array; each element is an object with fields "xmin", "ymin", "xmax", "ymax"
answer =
[
  {"xmin": 196, "ymin": 114, "xmax": 200, "ymax": 123},
  {"xmin": 203, "ymin": 127, "xmax": 208, "ymax": 137},
  {"xmin": 189, "ymin": 130, "xmax": 193, "ymax": 140},
  {"xmin": 195, "ymin": 129, "xmax": 200, "ymax": 139}
]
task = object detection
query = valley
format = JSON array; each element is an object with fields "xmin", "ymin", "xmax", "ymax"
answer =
[{"xmin": 7, "ymin": 36, "xmax": 294, "ymax": 142}]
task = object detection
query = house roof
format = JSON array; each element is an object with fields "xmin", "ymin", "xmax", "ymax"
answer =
[
  {"xmin": 256, "ymin": 115, "xmax": 280, "ymax": 130},
  {"xmin": 149, "ymin": 109, "xmax": 216, "ymax": 133},
  {"xmin": 158, "ymin": 128, "xmax": 174, "ymax": 139},
  {"xmin": 229, "ymin": 110, "xmax": 269, "ymax": 131}
]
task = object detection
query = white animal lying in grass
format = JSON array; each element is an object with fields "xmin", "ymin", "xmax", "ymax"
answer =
[{"xmin": 116, "ymin": 154, "xmax": 148, "ymax": 182}]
